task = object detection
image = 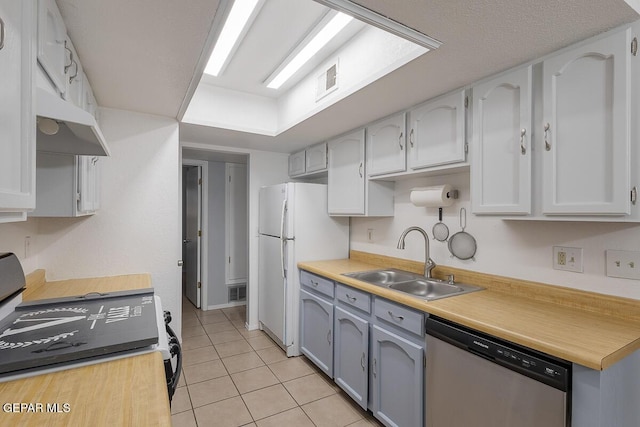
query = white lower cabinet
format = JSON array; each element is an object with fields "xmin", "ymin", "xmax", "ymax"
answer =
[
  {"xmin": 0, "ymin": 0, "xmax": 36, "ymax": 223},
  {"xmin": 300, "ymin": 288, "xmax": 334, "ymax": 377},
  {"xmin": 30, "ymin": 152, "xmax": 101, "ymax": 217}
]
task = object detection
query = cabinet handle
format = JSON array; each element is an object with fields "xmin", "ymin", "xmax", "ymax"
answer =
[
  {"xmin": 0, "ymin": 17, "xmax": 5, "ymax": 51},
  {"xmin": 358, "ymin": 162, "xmax": 363, "ymax": 178},
  {"xmin": 345, "ymin": 294, "xmax": 357, "ymax": 303},
  {"xmin": 409, "ymin": 129, "xmax": 414, "ymax": 147},
  {"xmin": 398, "ymin": 132, "xmax": 404, "ymax": 150},
  {"xmin": 373, "ymin": 358, "xmax": 377, "ymax": 377},
  {"xmin": 69, "ymin": 60, "xmax": 78, "ymax": 84},
  {"xmin": 64, "ymin": 41, "xmax": 74, "ymax": 73},
  {"xmin": 544, "ymin": 123, "xmax": 551, "ymax": 151},
  {"xmin": 311, "ymin": 280, "xmax": 319, "ymax": 287},
  {"xmin": 520, "ymin": 128, "xmax": 527, "ymax": 155},
  {"xmin": 361, "ymin": 352, "xmax": 366, "ymax": 370},
  {"xmin": 327, "ymin": 330, "xmax": 332, "ymax": 344},
  {"xmin": 388, "ymin": 310, "xmax": 404, "ymax": 321}
]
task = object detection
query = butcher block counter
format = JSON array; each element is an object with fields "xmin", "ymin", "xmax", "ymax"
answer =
[
  {"xmin": 299, "ymin": 251, "xmax": 640, "ymax": 371},
  {"xmin": 0, "ymin": 272, "xmax": 171, "ymax": 427}
]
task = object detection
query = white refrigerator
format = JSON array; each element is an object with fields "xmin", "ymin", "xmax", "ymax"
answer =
[{"xmin": 258, "ymin": 183, "xmax": 349, "ymax": 357}]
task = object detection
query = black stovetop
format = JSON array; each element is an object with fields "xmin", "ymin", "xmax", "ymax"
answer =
[{"xmin": 0, "ymin": 288, "xmax": 159, "ymax": 376}]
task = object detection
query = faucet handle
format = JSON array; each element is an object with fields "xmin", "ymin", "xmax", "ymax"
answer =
[{"xmin": 447, "ymin": 274, "xmax": 455, "ymax": 284}]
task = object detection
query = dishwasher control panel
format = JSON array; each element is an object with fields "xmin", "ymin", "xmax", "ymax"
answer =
[{"xmin": 426, "ymin": 317, "xmax": 570, "ymax": 391}]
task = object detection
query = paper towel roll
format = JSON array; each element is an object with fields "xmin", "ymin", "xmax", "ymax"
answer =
[{"xmin": 410, "ymin": 185, "xmax": 457, "ymax": 207}]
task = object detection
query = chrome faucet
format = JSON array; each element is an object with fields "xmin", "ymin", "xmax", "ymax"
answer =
[{"xmin": 397, "ymin": 226, "xmax": 436, "ymax": 278}]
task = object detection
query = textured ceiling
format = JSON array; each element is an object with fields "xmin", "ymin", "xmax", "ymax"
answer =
[
  {"xmin": 57, "ymin": 0, "xmax": 220, "ymax": 118},
  {"xmin": 57, "ymin": 0, "xmax": 639, "ymax": 152}
]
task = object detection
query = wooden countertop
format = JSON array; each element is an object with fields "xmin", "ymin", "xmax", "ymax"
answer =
[
  {"xmin": 298, "ymin": 252, "xmax": 640, "ymax": 371},
  {"xmin": 0, "ymin": 273, "xmax": 171, "ymax": 427}
]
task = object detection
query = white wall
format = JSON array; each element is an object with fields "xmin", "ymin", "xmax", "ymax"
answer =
[
  {"xmin": 351, "ymin": 172, "xmax": 640, "ymax": 300},
  {"xmin": 180, "ymin": 142, "xmax": 289, "ymax": 329},
  {"xmin": 6, "ymin": 108, "xmax": 184, "ymax": 336},
  {"xmin": 0, "ymin": 219, "xmax": 40, "ymax": 277}
]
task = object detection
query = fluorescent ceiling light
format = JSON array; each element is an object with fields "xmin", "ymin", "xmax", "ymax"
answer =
[
  {"xmin": 267, "ymin": 12, "xmax": 353, "ymax": 89},
  {"xmin": 312, "ymin": 0, "xmax": 441, "ymax": 50},
  {"xmin": 205, "ymin": 0, "xmax": 261, "ymax": 77}
]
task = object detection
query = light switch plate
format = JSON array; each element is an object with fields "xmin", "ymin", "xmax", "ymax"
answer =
[
  {"xmin": 553, "ymin": 246, "xmax": 583, "ymax": 273},
  {"xmin": 606, "ymin": 250, "xmax": 640, "ymax": 280}
]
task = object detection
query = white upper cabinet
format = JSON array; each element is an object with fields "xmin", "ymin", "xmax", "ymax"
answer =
[
  {"xmin": 472, "ymin": 66, "xmax": 532, "ymax": 215},
  {"xmin": 407, "ymin": 89, "xmax": 466, "ymax": 170},
  {"xmin": 366, "ymin": 113, "xmax": 406, "ymax": 176},
  {"xmin": 37, "ymin": 0, "xmax": 68, "ymax": 96},
  {"xmin": 77, "ymin": 155, "xmax": 100, "ymax": 214},
  {"xmin": 64, "ymin": 35, "xmax": 83, "ymax": 107},
  {"xmin": 288, "ymin": 150, "xmax": 306, "ymax": 177},
  {"xmin": 328, "ymin": 130, "xmax": 366, "ymax": 215},
  {"xmin": 305, "ymin": 142, "xmax": 327, "ymax": 173},
  {"xmin": 0, "ymin": 0, "xmax": 36, "ymax": 223},
  {"xmin": 328, "ymin": 130, "xmax": 394, "ymax": 216},
  {"xmin": 542, "ymin": 28, "xmax": 631, "ymax": 215}
]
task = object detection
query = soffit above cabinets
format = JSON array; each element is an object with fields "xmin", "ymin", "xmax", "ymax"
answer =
[{"xmin": 57, "ymin": 0, "xmax": 639, "ymax": 153}]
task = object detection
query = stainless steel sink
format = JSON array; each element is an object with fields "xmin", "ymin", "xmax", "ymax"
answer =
[{"xmin": 342, "ymin": 269, "xmax": 483, "ymax": 301}]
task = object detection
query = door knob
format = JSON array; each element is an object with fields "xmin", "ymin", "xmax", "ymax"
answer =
[{"xmin": 183, "ymin": 239, "xmax": 191, "ymax": 244}]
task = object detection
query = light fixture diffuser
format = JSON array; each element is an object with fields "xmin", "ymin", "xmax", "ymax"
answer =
[
  {"xmin": 266, "ymin": 12, "xmax": 353, "ymax": 90},
  {"xmin": 204, "ymin": 0, "xmax": 262, "ymax": 77}
]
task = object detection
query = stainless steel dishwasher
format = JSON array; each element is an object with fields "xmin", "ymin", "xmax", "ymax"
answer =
[{"xmin": 426, "ymin": 316, "xmax": 571, "ymax": 427}]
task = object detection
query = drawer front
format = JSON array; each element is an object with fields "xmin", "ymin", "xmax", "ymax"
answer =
[
  {"xmin": 300, "ymin": 270, "xmax": 334, "ymax": 299},
  {"xmin": 374, "ymin": 298, "xmax": 424, "ymax": 337},
  {"xmin": 336, "ymin": 283, "xmax": 371, "ymax": 314}
]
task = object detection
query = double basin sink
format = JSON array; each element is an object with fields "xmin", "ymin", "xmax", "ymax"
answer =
[{"xmin": 342, "ymin": 269, "xmax": 482, "ymax": 301}]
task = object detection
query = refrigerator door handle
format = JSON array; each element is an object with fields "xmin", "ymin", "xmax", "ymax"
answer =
[{"xmin": 280, "ymin": 199, "xmax": 287, "ymax": 279}]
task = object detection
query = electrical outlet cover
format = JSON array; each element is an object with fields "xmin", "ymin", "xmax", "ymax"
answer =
[
  {"xmin": 553, "ymin": 246, "xmax": 583, "ymax": 273},
  {"xmin": 606, "ymin": 250, "xmax": 640, "ymax": 280}
]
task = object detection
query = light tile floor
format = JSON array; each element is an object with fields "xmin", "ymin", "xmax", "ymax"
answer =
[{"xmin": 173, "ymin": 298, "xmax": 383, "ymax": 427}]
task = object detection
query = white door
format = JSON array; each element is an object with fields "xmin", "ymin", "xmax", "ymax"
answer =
[
  {"xmin": 472, "ymin": 66, "xmax": 532, "ymax": 215},
  {"xmin": 258, "ymin": 234, "xmax": 285, "ymax": 344},
  {"xmin": 542, "ymin": 28, "xmax": 631, "ymax": 215},
  {"xmin": 408, "ymin": 90, "xmax": 466, "ymax": 169},
  {"xmin": 328, "ymin": 129, "xmax": 366, "ymax": 215},
  {"xmin": 184, "ymin": 166, "xmax": 201, "ymax": 308},
  {"xmin": 0, "ymin": 0, "xmax": 35, "ymax": 222},
  {"xmin": 367, "ymin": 113, "xmax": 406, "ymax": 176}
]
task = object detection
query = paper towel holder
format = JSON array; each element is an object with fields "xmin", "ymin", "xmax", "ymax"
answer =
[{"xmin": 409, "ymin": 185, "xmax": 459, "ymax": 207}]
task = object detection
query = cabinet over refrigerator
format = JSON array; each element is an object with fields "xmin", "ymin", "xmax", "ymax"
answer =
[{"xmin": 258, "ymin": 183, "xmax": 349, "ymax": 357}]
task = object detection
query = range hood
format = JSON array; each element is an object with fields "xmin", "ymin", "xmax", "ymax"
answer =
[{"xmin": 36, "ymin": 87, "xmax": 111, "ymax": 157}]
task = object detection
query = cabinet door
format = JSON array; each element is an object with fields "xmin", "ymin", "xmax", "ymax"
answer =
[
  {"xmin": 0, "ymin": 0, "xmax": 35, "ymax": 222},
  {"xmin": 472, "ymin": 67, "xmax": 532, "ymax": 214},
  {"xmin": 83, "ymin": 74, "xmax": 98, "ymax": 119},
  {"xmin": 288, "ymin": 151, "xmax": 305, "ymax": 176},
  {"xmin": 371, "ymin": 325, "xmax": 423, "ymax": 427},
  {"xmin": 328, "ymin": 130, "xmax": 365, "ymax": 215},
  {"xmin": 64, "ymin": 36, "xmax": 83, "ymax": 106},
  {"xmin": 300, "ymin": 289, "xmax": 334, "ymax": 378},
  {"xmin": 408, "ymin": 90, "xmax": 466, "ymax": 170},
  {"xmin": 334, "ymin": 306, "xmax": 368, "ymax": 409},
  {"xmin": 226, "ymin": 163, "xmax": 248, "ymax": 283},
  {"xmin": 305, "ymin": 142, "xmax": 327, "ymax": 173},
  {"xmin": 77, "ymin": 156, "xmax": 100, "ymax": 214},
  {"xmin": 37, "ymin": 0, "xmax": 68, "ymax": 95},
  {"xmin": 367, "ymin": 113, "xmax": 406, "ymax": 176},
  {"xmin": 542, "ymin": 29, "xmax": 631, "ymax": 215}
]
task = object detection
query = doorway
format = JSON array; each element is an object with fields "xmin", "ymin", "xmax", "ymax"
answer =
[
  {"xmin": 182, "ymin": 161, "xmax": 208, "ymax": 309},
  {"xmin": 182, "ymin": 150, "xmax": 248, "ymax": 313}
]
